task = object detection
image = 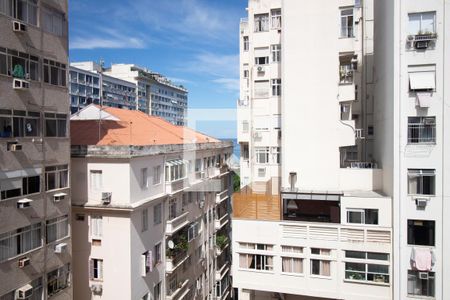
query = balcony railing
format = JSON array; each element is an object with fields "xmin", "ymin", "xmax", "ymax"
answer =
[
  {"xmin": 166, "ymin": 250, "xmax": 188, "ymax": 273},
  {"xmin": 216, "ymin": 261, "xmax": 230, "ymax": 281},
  {"xmin": 166, "ymin": 211, "xmax": 189, "ymax": 235},
  {"xmin": 216, "ymin": 189, "xmax": 229, "ymax": 205},
  {"xmin": 166, "ymin": 279, "xmax": 189, "ymax": 300},
  {"xmin": 350, "ymin": 162, "xmax": 378, "ymax": 169},
  {"xmin": 215, "ymin": 213, "xmax": 229, "ymax": 231},
  {"xmin": 408, "ymin": 124, "xmax": 436, "ymax": 144}
]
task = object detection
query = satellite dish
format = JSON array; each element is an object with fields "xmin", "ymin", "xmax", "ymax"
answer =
[{"xmin": 168, "ymin": 240, "xmax": 175, "ymax": 249}]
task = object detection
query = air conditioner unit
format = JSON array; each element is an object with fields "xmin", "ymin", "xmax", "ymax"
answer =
[
  {"xmin": 415, "ymin": 40, "xmax": 429, "ymax": 50},
  {"xmin": 101, "ymin": 192, "xmax": 112, "ymax": 204},
  {"xmin": 18, "ymin": 257, "xmax": 30, "ymax": 268},
  {"xmin": 15, "ymin": 284, "xmax": 33, "ymax": 299},
  {"xmin": 53, "ymin": 193, "xmax": 67, "ymax": 203},
  {"xmin": 415, "ymin": 198, "xmax": 428, "ymax": 208},
  {"xmin": 257, "ymin": 66, "xmax": 264, "ymax": 72},
  {"xmin": 90, "ymin": 284, "xmax": 103, "ymax": 294},
  {"xmin": 253, "ymin": 131, "xmax": 262, "ymax": 138},
  {"xmin": 418, "ymin": 272, "xmax": 429, "ymax": 280},
  {"xmin": 17, "ymin": 198, "xmax": 33, "ymax": 209},
  {"xmin": 12, "ymin": 20, "xmax": 27, "ymax": 32},
  {"xmin": 54, "ymin": 243, "xmax": 67, "ymax": 254},
  {"xmin": 9, "ymin": 144, "xmax": 23, "ymax": 152},
  {"xmin": 13, "ymin": 78, "xmax": 30, "ymax": 90},
  {"xmin": 424, "ymin": 118, "xmax": 435, "ymax": 125}
]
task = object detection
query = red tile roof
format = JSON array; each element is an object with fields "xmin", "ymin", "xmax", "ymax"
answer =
[{"xmin": 71, "ymin": 106, "xmax": 220, "ymax": 146}]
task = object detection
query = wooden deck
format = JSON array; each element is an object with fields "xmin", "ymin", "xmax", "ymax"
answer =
[{"xmin": 232, "ymin": 186, "xmax": 281, "ymax": 221}]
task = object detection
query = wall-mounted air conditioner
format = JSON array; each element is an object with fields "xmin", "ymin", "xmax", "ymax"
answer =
[
  {"xmin": 13, "ymin": 78, "xmax": 30, "ymax": 90},
  {"xmin": 415, "ymin": 198, "xmax": 428, "ymax": 208},
  {"xmin": 13, "ymin": 20, "xmax": 27, "ymax": 32},
  {"xmin": 90, "ymin": 284, "xmax": 103, "ymax": 294},
  {"xmin": 18, "ymin": 257, "xmax": 30, "ymax": 268},
  {"xmin": 15, "ymin": 284, "xmax": 33, "ymax": 299},
  {"xmin": 54, "ymin": 243, "xmax": 68, "ymax": 254},
  {"xmin": 53, "ymin": 193, "xmax": 67, "ymax": 203},
  {"xmin": 419, "ymin": 272, "xmax": 429, "ymax": 280},
  {"xmin": 9, "ymin": 143, "xmax": 23, "ymax": 152},
  {"xmin": 17, "ymin": 199, "xmax": 33, "ymax": 209},
  {"xmin": 257, "ymin": 66, "xmax": 265, "ymax": 72},
  {"xmin": 101, "ymin": 192, "xmax": 112, "ymax": 204}
]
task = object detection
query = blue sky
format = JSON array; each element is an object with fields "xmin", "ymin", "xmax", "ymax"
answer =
[{"xmin": 69, "ymin": 0, "xmax": 246, "ymax": 138}]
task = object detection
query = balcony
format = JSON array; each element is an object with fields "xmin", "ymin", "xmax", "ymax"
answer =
[
  {"xmin": 165, "ymin": 178, "xmax": 189, "ymax": 195},
  {"xmin": 216, "ymin": 189, "xmax": 229, "ymax": 205},
  {"xmin": 215, "ymin": 213, "xmax": 230, "ymax": 231},
  {"xmin": 166, "ymin": 211, "xmax": 189, "ymax": 235},
  {"xmin": 166, "ymin": 279, "xmax": 189, "ymax": 300},
  {"xmin": 216, "ymin": 260, "xmax": 230, "ymax": 281},
  {"xmin": 215, "ymin": 236, "xmax": 230, "ymax": 256},
  {"xmin": 166, "ymin": 250, "xmax": 188, "ymax": 273},
  {"xmin": 233, "ymin": 186, "xmax": 281, "ymax": 221},
  {"xmin": 338, "ymin": 83, "xmax": 356, "ymax": 102},
  {"xmin": 282, "ymin": 193, "xmax": 341, "ymax": 223}
]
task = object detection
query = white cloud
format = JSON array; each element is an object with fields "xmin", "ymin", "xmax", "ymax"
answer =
[{"xmin": 70, "ymin": 27, "xmax": 146, "ymax": 50}]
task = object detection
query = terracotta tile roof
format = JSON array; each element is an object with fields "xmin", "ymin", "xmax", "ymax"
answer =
[{"xmin": 71, "ymin": 106, "xmax": 220, "ymax": 146}]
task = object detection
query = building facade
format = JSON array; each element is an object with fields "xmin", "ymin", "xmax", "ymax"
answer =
[
  {"xmin": 374, "ymin": 1, "xmax": 449, "ymax": 299},
  {"xmin": 234, "ymin": 0, "xmax": 448, "ymax": 299},
  {"xmin": 0, "ymin": 1, "xmax": 72, "ymax": 300},
  {"xmin": 70, "ymin": 105, "xmax": 232, "ymax": 300},
  {"xmin": 105, "ymin": 64, "xmax": 188, "ymax": 126},
  {"xmin": 69, "ymin": 62, "xmax": 137, "ymax": 114},
  {"xmin": 234, "ymin": 0, "xmax": 394, "ymax": 299}
]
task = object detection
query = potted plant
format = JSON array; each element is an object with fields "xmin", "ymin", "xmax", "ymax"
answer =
[{"xmin": 216, "ymin": 234, "xmax": 228, "ymax": 250}]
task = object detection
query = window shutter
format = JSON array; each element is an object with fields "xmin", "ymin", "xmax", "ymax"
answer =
[{"xmin": 89, "ymin": 259, "xmax": 94, "ymax": 279}]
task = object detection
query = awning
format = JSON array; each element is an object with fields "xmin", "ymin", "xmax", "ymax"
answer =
[
  {"xmin": 409, "ymin": 72, "xmax": 435, "ymax": 90},
  {"xmin": 166, "ymin": 159, "xmax": 186, "ymax": 167},
  {"xmin": 416, "ymin": 92, "xmax": 432, "ymax": 108}
]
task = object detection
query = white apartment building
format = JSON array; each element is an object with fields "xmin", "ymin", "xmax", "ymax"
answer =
[
  {"xmin": 69, "ymin": 63, "xmax": 137, "ymax": 114},
  {"xmin": 234, "ymin": 0, "xmax": 394, "ymax": 299},
  {"xmin": 0, "ymin": 1, "xmax": 72, "ymax": 300},
  {"xmin": 105, "ymin": 64, "xmax": 188, "ymax": 125},
  {"xmin": 70, "ymin": 105, "xmax": 232, "ymax": 300},
  {"xmin": 374, "ymin": 1, "xmax": 449, "ymax": 299}
]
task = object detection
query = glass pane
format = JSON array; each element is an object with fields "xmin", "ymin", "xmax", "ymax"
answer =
[
  {"xmin": 421, "ymin": 12, "xmax": 435, "ymax": 33},
  {"xmin": 45, "ymin": 119, "xmax": 57, "ymax": 137},
  {"xmin": 408, "ymin": 14, "xmax": 421, "ymax": 35},
  {"xmin": 348, "ymin": 211, "xmax": 363, "ymax": 223}
]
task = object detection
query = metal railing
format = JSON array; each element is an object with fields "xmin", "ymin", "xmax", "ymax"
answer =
[{"xmin": 408, "ymin": 124, "xmax": 436, "ymax": 144}]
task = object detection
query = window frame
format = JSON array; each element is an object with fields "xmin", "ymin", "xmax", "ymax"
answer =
[
  {"xmin": 407, "ymin": 169, "xmax": 436, "ymax": 196},
  {"xmin": 254, "ymin": 13, "xmax": 269, "ymax": 32}
]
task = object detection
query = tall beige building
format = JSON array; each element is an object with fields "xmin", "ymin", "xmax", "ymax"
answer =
[{"xmin": 0, "ymin": 1, "xmax": 71, "ymax": 300}]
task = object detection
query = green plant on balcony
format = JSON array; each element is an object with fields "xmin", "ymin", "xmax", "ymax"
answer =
[
  {"xmin": 216, "ymin": 234, "xmax": 228, "ymax": 250},
  {"xmin": 166, "ymin": 235, "xmax": 189, "ymax": 258}
]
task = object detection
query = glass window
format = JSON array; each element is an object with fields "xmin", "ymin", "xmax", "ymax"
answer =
[
  {"xmin": 46, "ymin": 215, "xmax": 69, "ymax": 243},
  {"xmin": 408, "ymin": 12, "xmax": 436, "ymax": 35},
  {"xmin": 90, "ymin": 259, "xmax": 103, "ymax": 280},
  {"xmin": 408, "ymin": 169, "xmax": 435, "ymax": 195},
  {"xmin": 45, "ymin": 165, "xmax": 68, "ymax": 191},
  {"xmin": 282, "ymin": 257, "xmax": 303, "ymax": 273},
  {"xmin": 0, "ymin": 223, "xmax": 41, "ymax": 261},
  {"xmin": 271, "ymin": 79, "xmax": 281, "ymax": 96},
  {"xmin": 271, "ymin": 9, "xmax": 281, "ymax": 29},
  {"xmin": 408, "ymin": 117, "xmax": 436, "ymax": 144},
  {"xmin": 243, "ymin": 36, "xmax": 249, "ymax": 51},
  {"xmin": 311, "ymin": 259, "xmax": 331, "ymax": 276},
  {"xmin": 142, "ymin": 209, "xmax": 148, "ymax": 232},
  {"xmin": 271, "ymin": 44, "xmax": 281, "ymax": 63},
  {"xmin": 47, "ymin": 264, "xmax": 70, "ymax": 296},
  {"xmin": 254, "ymin": 14, "xmax": 269, "ymax": 32},
  {"xmin": 42, "ymin": 6, "xmax": 65, "ymax": 36},
  {"xmin": 407, "ymin": 220, "xmax": 435, "ymax": 246},
  {"xmin": 347, "ymin": 209, "xmax": 379, "ymax": 225},
  {"xmin": 408, "ymin": 270, "xmax": 435, "ymax": 297},
  {"xmin": 340, "ymin": 8, "xmax": 354, "ymax": 38},
  {"xmin": 255, "ymin": 147, "xmax": 269, "ymax": 164},
  {"xmin": 153, "ymin": 203, "xmax": 162, "ymax": 225}
]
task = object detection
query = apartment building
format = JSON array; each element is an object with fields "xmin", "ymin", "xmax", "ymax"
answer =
[
  {"xmin": 0, "ymin": 1, "xmax": 72, "ymax": 300},
  {"xmin": 233, "ymin": 0, "xmax": 394, "ymax": 300},
  {"xmin": 69, "ymin": 63, "xmax": 137, "ymax": 114},
  {"xmin": 105, "ymin": 64, "xmax": 188, "ymax": 125},
  {"xmin": 374, "ymin": 1, "xmax": 449, "ymax": 299},
  {"xmin": 70, "ymin": 105, "xmax": 232, "ymax": 300}
]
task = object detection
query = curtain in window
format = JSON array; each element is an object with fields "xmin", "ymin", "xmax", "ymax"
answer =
[
  {"xmin": 239, "ymin": 254, "xmax": 246, "ymax": 268},
  {"xmin": 282, "ymin": 257, "xmax": 291, "ymax": 272},
  {"xmin": 0, "ymin": 0, "xmax": 13, "ymax": 16},
  {"xmin": 321, "ymin": 261, "xmax": 331, "ymax": 276},
  {"xmin": 47, "ymin": 223, "xmax": 57, "ymax": 243},
  {"xmin": 294, "ymin": 258, "xmax": 303, "ymax": 273},
  {"xmin": 266, "ymin": 256, "xmax": 273, "ymax": 270}
]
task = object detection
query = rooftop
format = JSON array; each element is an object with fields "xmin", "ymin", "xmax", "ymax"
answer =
[{"xmin": 71, "ymin": 105, "xmax": 220, "ymax": 147}]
